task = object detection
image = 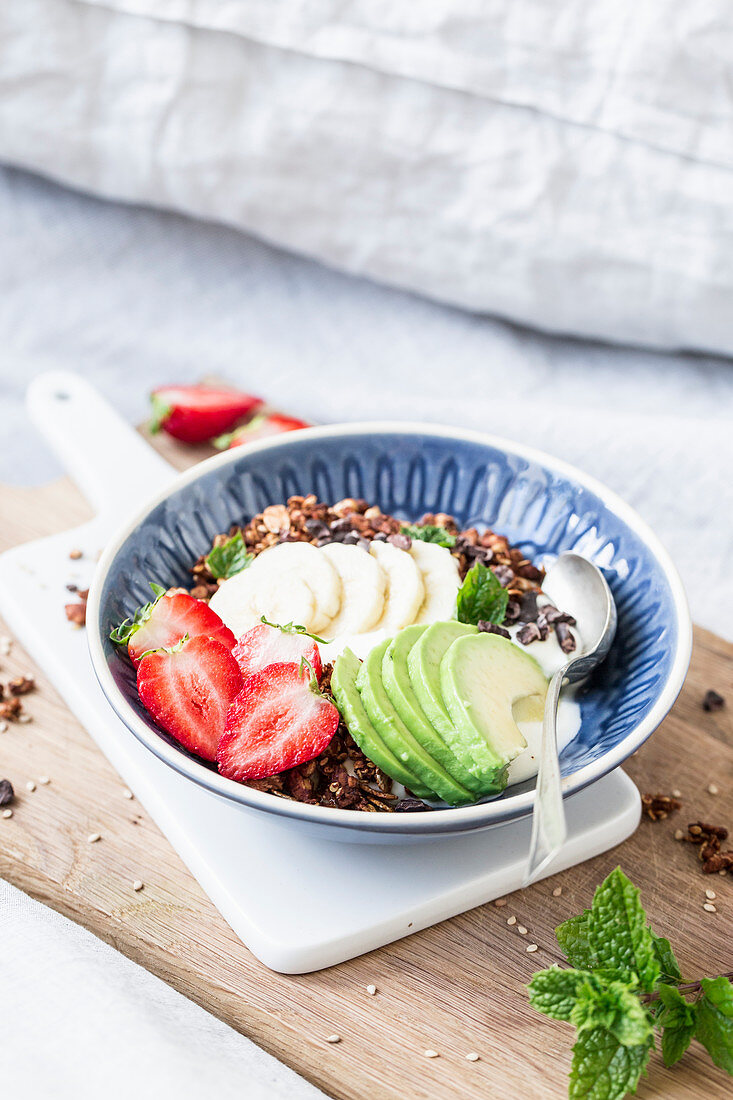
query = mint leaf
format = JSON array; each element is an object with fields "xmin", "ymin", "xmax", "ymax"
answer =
[
  {"xmin": 528, "ymin": 967, "xmax": 590, "ymax": 1021},
  {"xmin": 571, "ymin": 979, "xmax": 652, "ymax": 1049},
  {"xmin": 587, "ymin": 868, "xmax": 660, "ymax": 992},
  {"xmin": 695, "ymin": 976, "xmax": 733, "ymax": 1075},
  {"xmin": 456, "ymin": 562, "xmax": 509, "ymax": 626},
  {"xmin": 650, "ymin": 932, "xmax": 682, "ymax": 984},
  {"xmin": 400, "ymin": 524, "xmax": 456, "ymax": 548},
  {"xmin": 569, "ymin": 1028, "xmax": 651, "ymax": 1100},
  {"xmin": 206, "ymin": 533, "xmax": 252, "ymax": 580},
  {"xmin": 656, "ymin": 985, "xmax": 695, "ymax": 1066},
  {"xmin": 109, "ymin": 582, "xmax": 167, "ymax": 645},
  {"xmin": 556, "ymin": 911, "xmax": 598, "ymax": 970}
]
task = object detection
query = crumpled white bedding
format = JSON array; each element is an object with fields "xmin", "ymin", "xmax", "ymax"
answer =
[{"xmin": 2, "ymin": 0, "xmax": 733, "ymax": 354}]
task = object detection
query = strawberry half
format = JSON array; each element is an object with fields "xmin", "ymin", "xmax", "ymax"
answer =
[
  {"xmin": 232, "ymin": 623, "xmax": 323, "ymax": 682},
  {"xmin": 149, "ymin": 385, "xmax": 262, "ymax": 443},
  {"xmin": 111, "ymin": 586, "xmax": 236, "ymax": 667},
  {"xmin": 214, "ymin": 412, "xmax": 310, "ymax": 450},
  {"xmin": 218, "ymin": 662, "xmax": 339, "ymax": 781},
  {"xmin": 137, "ymin": 636, "xmax": 243, "ymax": 761}
]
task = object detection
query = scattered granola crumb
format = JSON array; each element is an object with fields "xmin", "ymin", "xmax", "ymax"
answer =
[
  {"xmin": 325, "ymin": 1035, "xmax": 341, "ymax": 1045},
  {"xmin": 9, "ymin": 676, "xmax": 35, "ymax": 696},
  {"xmin": 122, "ymin": 788, "xmax": 134, "ymax": 800},
  {"xmin": 465, "ymin": 1052, "xmax": 480, "ymax": 1062},
  {"xmin": 88, "ymin": 833, "xmax": 101, "ymax": 844},
  {"xmin": 0, "ymin": 779, "xmax": 14, "ymax": 805},
  {"xmin": 702, "ymin": 689, "xmax": 725, "ymax": 713},
  {"xmin": 0, "ymin": 698, "xmax": 22, "ymax": 722},
  {"xmin": 517, "ymin": 925, "xmax": 528, "ymax": 936},
  {"xmin": 17, "ymin": 713, "xmax": 32, "ymax": 724},
  {"xmin": 493, "ymin": 898, "xmax": 507, "ymax": 907},
  {"xmin": 133, "ymin": 880, "xmax": 144, "ymax": 892},
  {"xmin": 2, "ymin": 808, "xmax": 13, "ymax": 818},
  {"xmin": 424, "ymin": 1050, "xmax": 439, "ymax": 1059},
  {"xmin": 38, "ymin": 776, "xmax": 50, "ymax": 785},
  {"xmin": 366, "ymin": 985, "xmax": 377, "ymax": 996},
  {"xmin": 682, "ymin": 820, "xmax": 733, "ymax": 875},
  {"xmin": 705, "ymin": 889, "xmax": 717, "ymax": 900},
  {"xmin": 0, "ymin": 721, "xmax": 7, "ymax": 733},
  {"xmin": 26, "ymin": 781, "xmax": 36, "ymax": 792},
  {"xmin": 507, "ymin": 916, "xmax": 517, "ymax": 926},
  {"xmin": 552, "ymin": 886, "xmax": 562, "ymax": 897},
  {"xmin": 641, "ymin": 792, "xmax": 681, "ymax": 821},
  {"xmin": 708, "ymin": 784, "xmax": 719, "ymax": 796},
  {"xmin": 69, "ymin": 549, "xmax": 83, "ymax": 560},
  {"xmin": 0, "ymin": 636, "xmax": 12, "ymax": 654},
  {"xmin": 526, "ymin": 943, "xmax": 539, "ymax": 953},
  {"xmin": 703, "ymin": 903, "xmax": 717, "ymax": 913}
]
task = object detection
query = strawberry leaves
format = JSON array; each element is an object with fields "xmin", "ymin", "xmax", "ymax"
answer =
[
  {"xmin": 529, "ymin": 867, "xmax": 733, "ymax": 1098},
  {"xmin": 110, "ymin": 582, "xmax": 167, "ymax": 645}
]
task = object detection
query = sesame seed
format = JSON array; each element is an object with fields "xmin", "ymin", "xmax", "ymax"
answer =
[
  {"xmin": 518, "ymin": 925, "xmax": 528, "ymax": 936},
  {"xmin": 26, "ymin": 781, "xmax": 36, "ymax": 792},
  {"xmin": 674, "ymin": 829, "xmax": 684, "ymax": 840},
  {"xmin": 465, "ymin": 1052, "xmax": 480, "ymax": 1062},
  {"xmin": 706, "ymin": 889, "xmax": 717, "ymax": 900},
  {"xmin": 708, "ymin": 784, "xmax": 719, "ymax": 795},
  {"xmin": 552, "ymin": 886, "xmax": 562, "ymax": 897},
  {"xmin": 38, "ymin": 776, "xmax": 50, "ymax": 785},
  {"xmin": 424, "ymin": 1050, "xmax": 439, "ymax": 1059},
  {"xmin": 366, "ymin": 985, "xmax": 377, "ymax": 996},
  {"xmin": 88, "ymin": 833, "xmax": 101, "ymax": 844},
  {"xmin": 526, "ymin": 944, "xmax": 539, "ymax": 953},
  {"xmin": 133, "ymin": 880, "xmax": 144, "ymax": 892},
  {"xmin": 69, "ymin": 549, "xmax": 83, "ymax": 560},
  {"xmin": 507, "ymin": 916, "xmax": 517, "ymax": 926},
  {"xmin": 493, "ymin": 898, "xmax": 507, "ymax": 907},
  {"xmin": 672, "ymin": 789, "xmax": 682, "ymax": 798},
  {"xmin": 325, "ymin": 1035, "xmax": 341, "ymax": 1044},
  {"xmin": 703, "ymin": 903, "xmax": 717, "ymax": 913},
  {"xmin": 122, "ymin": 788, "xmax": 134, "ymax": 800},
  {"xmin": 2, "ymin": 808, "xmax": 12, "ymax": 818}
]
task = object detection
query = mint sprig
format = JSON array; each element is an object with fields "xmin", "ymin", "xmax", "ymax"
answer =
[
  {"xmin": 455, "ymin": 561, "xmax": 509, "ymax": 626},
  {"xmin": 529, "ymin": 867, "xmax": 733, "ymax": 1098},
  {"xmin": 109, "ymin": 582, "xmax": 167, "ymax": 645},
  {"xmin": 206, "ymin": 532, "xmax": 253, "ymax": 580},
  {"xmin": 400, "ymin": 523, "xmax": 456, "ymax": 548}
]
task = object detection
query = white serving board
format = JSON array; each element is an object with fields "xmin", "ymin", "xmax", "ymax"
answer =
[{"xmin": 0, "ymin": 372, "xmax": 640, "ymax": 973}]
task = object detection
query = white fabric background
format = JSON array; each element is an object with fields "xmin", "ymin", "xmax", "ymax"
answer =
[{"xmin": 2, "ymin": 0, "xmax": 733, "ymax": 353}]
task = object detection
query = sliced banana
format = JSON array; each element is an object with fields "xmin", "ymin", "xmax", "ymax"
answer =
[
  {"xmin": 369, "ymin": 541, "xmax": 425, "ymax": 632},
  {"xmin": 321, "ymin": 544, "xmax": 387, "ymax": 637},
  {"xmin": 209, "ymin": 568, "xmax": 316, "ymax": 638},
  {"xmin": 245, "ymin": 542, "xmax": 342, "ymax": 633},
  {"xmin": 410, "ymin": 541, "xmax": 461, "ymax": 624}
]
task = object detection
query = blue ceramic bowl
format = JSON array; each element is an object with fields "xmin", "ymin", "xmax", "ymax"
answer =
[{"xmin": 87, "ymin": 424, "xmax": 691, "ymax": 841}]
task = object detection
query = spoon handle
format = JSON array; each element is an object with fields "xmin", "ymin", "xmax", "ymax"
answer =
[{"xmin": 523, "ymin": 668, "xmax": 568, "ymax": 886}]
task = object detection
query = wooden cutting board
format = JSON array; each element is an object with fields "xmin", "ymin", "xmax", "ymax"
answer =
[{"xmin": 1, "ymin": 430, "xmax": 731, "ymax": 1100}]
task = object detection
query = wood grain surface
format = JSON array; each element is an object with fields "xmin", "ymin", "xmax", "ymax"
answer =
[{"xmin": 0, "ymin": 434, "xmax": 731, "ymax": 1100}]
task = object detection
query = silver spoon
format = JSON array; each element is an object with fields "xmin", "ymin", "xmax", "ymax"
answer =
[{"xmin": 523, "ymin": 553, "xmax": 617, "ymax": 886}]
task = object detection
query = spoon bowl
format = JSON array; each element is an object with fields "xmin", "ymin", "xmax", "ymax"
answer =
[{"xmin": 523, "ymin": 553, "xmax": 618, "ymax": 884}]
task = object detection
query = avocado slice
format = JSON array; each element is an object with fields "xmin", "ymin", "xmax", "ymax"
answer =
[
  {"xmin": 382, "ymin": 625, "xmax": 485, "ymax": 797},
  {"xmin": 330, "ymin": 648, "xmax": 433, "ymax": 799},
  {"xmin": 356, "ymin": 640, "xmax": 474, "ymax": 806},
  {"xmin": 407, "ymin": 620, "xmax": 505, "ymax": 791},
  {"xmin": 440, "ymin": 633, "xmax": 548, "ymax": 786}
]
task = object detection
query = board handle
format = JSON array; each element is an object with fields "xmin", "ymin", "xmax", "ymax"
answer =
[{"xmin": 27, "ymin": 371, "xmax": 177, "ymax": 517}]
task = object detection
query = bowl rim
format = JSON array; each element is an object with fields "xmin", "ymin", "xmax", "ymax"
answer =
[{"xmin": 87, "ymin": 421, "xmax": 692, "ymax": 834}]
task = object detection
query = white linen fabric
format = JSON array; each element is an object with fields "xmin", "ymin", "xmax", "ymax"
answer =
[
  {"xmin": 2, "ymin": 0, "xmax": 733, "ymax": 353},
  {"xmin": 0, "ymin": 879, "xmax": 327, "ymax": 1099}
]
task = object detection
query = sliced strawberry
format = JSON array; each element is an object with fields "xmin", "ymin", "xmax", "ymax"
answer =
[
  {"xmin": 149, "ymin": 385, "xmax": 262, "ymax": 443},
  {"xmin": 137, "ymin": 636, "xmax": 243, "ymax": 761},
  {"xmin": 215, "ymin": 412, "xmax": 311, "ymax": 450},
  {"xmin": 218, "ymin": 662, "xmax": 339, "ymax": 781},
  {"xmin": 232, "ymin": 623, "xmax": 323, "ymax": 682},
  {"xmin": 111, "ymin": 587, "xmax": 236, "ymax": 667}
]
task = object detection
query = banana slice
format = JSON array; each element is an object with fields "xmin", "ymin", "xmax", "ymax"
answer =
[
  {"xmin": 410, "ymin": 541, "xmax": 461, "ymax": 623},
  {"xmin": 244, "ymin": 542, "xmax": 342, "ymax": 633},
  {"xmin": 209, "ymin": 569, "xmax": 316, "ymax": 639},
  {"xmin": 321, "ymin": 544, "xmax": 387, "ymax": 637},
  {"xmin": 369, "ymin": 541, "xmax": 425, "ymax": 632}
]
